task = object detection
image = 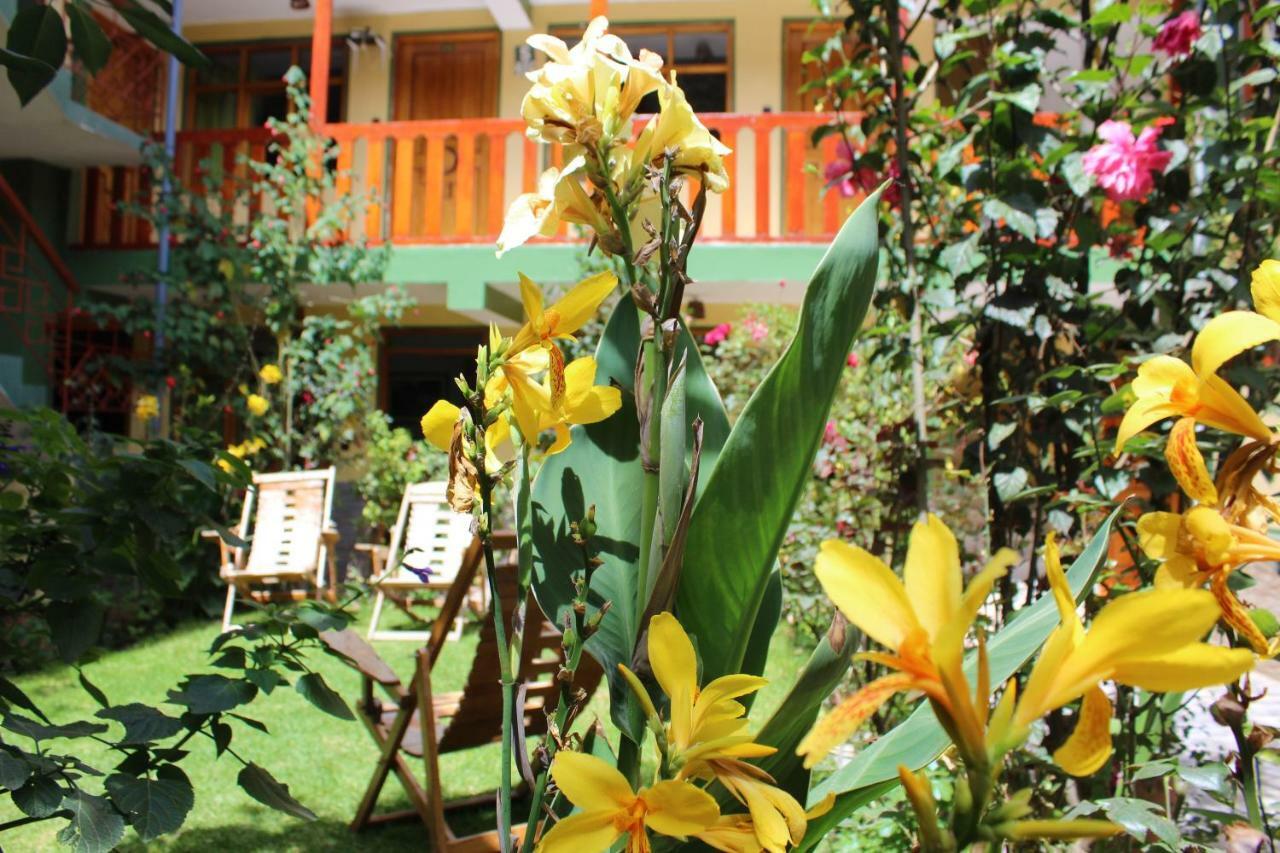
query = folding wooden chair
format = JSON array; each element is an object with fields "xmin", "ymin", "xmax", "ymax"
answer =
[
  {"xmin": 204, "ymin": 467, "xmax": 339, "ymax": 631},
  {"xmin": 321, "ymin": 532, "xmax": 603, "ymax": 851},
  {"xmin": 358, "ymin": 481, "xmax": 478, "ymax": 642}
]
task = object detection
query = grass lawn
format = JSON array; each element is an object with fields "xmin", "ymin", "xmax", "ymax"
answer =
[{"xmin": 4, "ymin": 597, "xmax": 809, "ymax": 852}]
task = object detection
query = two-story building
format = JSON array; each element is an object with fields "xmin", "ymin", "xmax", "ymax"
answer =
[{"xmin": 1, "ymin": 0, "xmax": 880, "ymax": 432}]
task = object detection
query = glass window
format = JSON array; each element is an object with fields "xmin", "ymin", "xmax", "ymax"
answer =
[
  {"xmin": 674, "ymin": 31, "xmax": 727, "ymax": 65},
  {"xmin": 624, "ymin": 33, "xmax": 668, "ymax": 60},
  {"xmin": 678, "ymin": 73, "xmax": 727, "ymax": 114},
  {"xmin": 186, "ymin": 39, "xmax": 347, "ymax": 129}
]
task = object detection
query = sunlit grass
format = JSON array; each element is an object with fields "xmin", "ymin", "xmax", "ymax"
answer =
[{"xmin": 5, "ymin": 596, "xmax": 806, "ymax": 851}]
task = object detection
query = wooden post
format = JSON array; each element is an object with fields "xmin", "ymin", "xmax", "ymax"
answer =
[
  {"xmin": 309, "ymin": 0, "xmax": 332, "ymax": 128},
  {"xmin": 589, "ymin": 0, "xmax": 608, "ymax": 18}
]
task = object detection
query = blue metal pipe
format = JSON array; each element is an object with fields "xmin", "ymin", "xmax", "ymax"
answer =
[{"xmin": 155, "ymin": 0, "xmax": 184, "ymax": 355}]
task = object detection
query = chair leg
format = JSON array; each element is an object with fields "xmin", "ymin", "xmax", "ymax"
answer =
[
  {"xmin": 367, "ymin": 590, "xmax": 387, "ymax": 639},
  {"xmin": 221, "ymin": 584, "xmax": 237, "ymax": 632}
]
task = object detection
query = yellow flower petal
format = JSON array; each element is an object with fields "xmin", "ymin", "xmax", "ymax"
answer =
[
  {"xmin": 1153, "ymin": 554, "xmax": 1205, "ymax": 589},
  {"xmin": 535, "ymin": 809, "xmax": 621, "ymax": 853},
  {"xmin": 1191, "ymin": 310, "xmax": 1280, "ymax": 378},
  {"xmin": 1136, "ymin": 512, "xmax": 1183, "ymax": 561},
  {"xmin": 1113, "ymin": 395, "xmax": 1181, "ymax": 452},
  {"xmin": 640, "ymin": 779, "xmax": 720, "ymax": 839},
  {"xmin": 1131, "ymin": 354, "xmax": 1197, "ymax": 396},
  {"xmin": 548, "ymin": 751, "xmax": 634, "ymax": 812},
  {"xmin": 814, "ymin": 540, "xmax": 918, "ymax": 651},
  {"xmin": 1185, "ymin": 506, "xmax": 1236, "ymax": 566},
  {"xmin": 1194, "ymin": 373, "xmax": 1272, "ymax": 444},
  {"xmin": 1051, "ymin": 685, "xmax": 1113, "ymax": 776},
  {"xmin": 421, "ymin": 400, "xmax": 460, "ymax": 452},
  {"xmin": 1110, "ymin": 643, "xmax": 1255, "ymax": 692},
  {"xmin": 1165, "ymin": 417, "xmax": 1218, "ymax": 505},
  {"xmin": 1250, "ymin": 259, "xmax": 1280, "ymax": 324},
  {"xmin": 648, "ymin": 612, "xmax": 698, "ymax": 749},
  {"xmin": 550, "ymin": 271, "xmax": 618, "ymax": 337},
  {"xmin": 796, "ymin": 672, "xmax": 914, "ymax": 769},
  {"xmin": 903, "ymin": 514, "xmax": 962, "ymax": 642}
]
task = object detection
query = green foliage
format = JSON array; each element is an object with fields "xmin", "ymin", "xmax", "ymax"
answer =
[
  {"xmin": 354, "ymin": 412, "xmax": 446, "ymax": 535},
  {"xmin": 1, "ymin": 1, "xmax": 207, "ymax": 106},
  {"xmin": 0, "ymin": 408, "xmax": 361, "ymax": 849}
]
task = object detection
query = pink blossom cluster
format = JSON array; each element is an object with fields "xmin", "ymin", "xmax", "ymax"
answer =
[
  {"xmin": 703, "ymin": 322, "xmax": 732, "ymax": 345},
  {"xmin": 1154, "ymin": 11, "xmax": 1201, "ymax": 58},
  {"xmin": 1082, "ymin": 120, "xmax": 1172, "ymax": 203}
]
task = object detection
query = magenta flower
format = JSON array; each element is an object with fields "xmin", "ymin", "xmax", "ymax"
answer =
[
  {"xmin": 846, "ymin": 352, "xmax": 861, "ymax": 368},
  {"xmin": 1154, "ymin": 11, "xmax": 1201, "ymax": 58},
  {"xmin": 703, "ymin": 322, "xmax": 732, "ymax": 346},
  {"xmin": 743, "ymin": 315, "xmax": 769, "ymax": 342},
  {"xmin": 823, "ymin": 420, "xmax": 841, "ymax": 444},
  {"xmin": 1082, "ymin": 120, "xmax": 1172, "ymax": 203}
]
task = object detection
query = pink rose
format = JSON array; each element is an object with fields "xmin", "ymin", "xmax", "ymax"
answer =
[
  {"xmin": 1082, "ymin": 120, "xmax": 1172, "ymax": 203},
  {"xmin": 1154, "ymin": 11, "xmax": 1200, "ymax": 58},
  {"xmin": 703, "ymin": 323, "xmax": 732, "ymax": 346},
  {"xmin": 846, "ymin": 352, "xmax": 861, "ymax": 368}
]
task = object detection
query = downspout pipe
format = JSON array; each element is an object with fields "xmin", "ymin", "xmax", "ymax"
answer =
[{"xmin": 155, "ymin": 0, "xmax": 184, "ymax": 356}]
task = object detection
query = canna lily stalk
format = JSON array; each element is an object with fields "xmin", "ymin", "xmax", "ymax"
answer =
[
  {"xmin": 619, "ymin": 613, "xmax": 818, "ymax": 852},
  {"xmin": 797, "ymin": 514, "xmax": 1018, "ymax": 769},
  {"xmin": 420, "ymin": 399, "xmax": 514, "ymax": 513},
  {"xmin": 1002, "ymin": 534, "xmax": 1255, "ymax": 775},
  {"xmin": 536, "ymin": 751, "xmax": 718, "ymax": 853}
]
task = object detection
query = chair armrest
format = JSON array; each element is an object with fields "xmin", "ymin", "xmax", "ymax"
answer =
[
  {"xmin": 321, "ymin": 523, "xmax": 340, "ymax": 546},
  {"xmin": 355, "ymin": 543, "xmax": 389, "ymax": 579}
]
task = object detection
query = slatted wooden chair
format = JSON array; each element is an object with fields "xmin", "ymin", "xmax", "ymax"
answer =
[
  {"xmin": 206, "ymin": 468, "xmax": 339, "ymax": 631},
  {"xmin": 358, "ymin": 481, "xmax": 478, "ymax": 642},
  {"xmin": 321, "ymin": 532, "xmax": 603, "ymax": 851}
]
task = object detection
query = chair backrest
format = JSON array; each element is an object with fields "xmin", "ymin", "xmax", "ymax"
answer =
[
  {"xmin": 239, "ymin": 468, "xmax": 336, "ymax": 577},
  {"xmin": 382, "ymin": 482, "xmax": 473, "ymax": 584}
]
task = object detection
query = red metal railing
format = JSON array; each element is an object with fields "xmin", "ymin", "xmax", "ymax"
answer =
[{"xmin": 76, "ymin": 113, "xmax": 866, "ymax": 250}]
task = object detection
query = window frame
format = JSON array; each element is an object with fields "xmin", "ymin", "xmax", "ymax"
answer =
[
  {"xmin": 184, "ymin": 37, "xmax": 348, "ymax": 130},
  {"xmin": 551, "ymin": 21, "xmax": 734, "ymax": 112}
]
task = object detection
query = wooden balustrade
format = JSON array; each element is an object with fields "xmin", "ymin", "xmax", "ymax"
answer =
[{"xmin": 76, "ymin": 112, "xmax": 868, "ymax": 250}]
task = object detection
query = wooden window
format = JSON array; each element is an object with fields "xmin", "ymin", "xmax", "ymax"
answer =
[
  {"xmin": 552, "ymin": 22, "xmax": 733, "ymax": 113},
  {"xmin": 185, "ymin": 38, "xmax": 347, "ymax": 130}
]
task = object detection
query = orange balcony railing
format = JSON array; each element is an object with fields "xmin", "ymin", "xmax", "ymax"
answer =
[{"xmin": 75, "ymin": 113, "xmax": 866, "ymax": 250}]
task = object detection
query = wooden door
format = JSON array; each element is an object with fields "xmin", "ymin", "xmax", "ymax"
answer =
[
  {"xmin": 393, "ymin": 32, "xmax": 500, "ymax": 237},
  {"xmin": 783, "ymin": 21, "xmax": 861, "ymax": 236}
]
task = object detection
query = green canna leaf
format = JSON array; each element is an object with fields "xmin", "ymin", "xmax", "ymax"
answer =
[{"xmin": 675, "ymin": 187, "xmax": 884, "ymax": 683}]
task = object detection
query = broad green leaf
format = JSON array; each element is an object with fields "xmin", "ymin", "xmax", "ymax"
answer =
[
  {"xmin": 752, "ymin": 613, "xmax": 859, "ymax": 800},
  {"xmin": 166, "ymin": 674, "xmax": 257, "ymax": 715},
  {"xmin": 67, "ymin": 3, "xmax": 112, "ymax": 75},
  {"xmin": 2, "ymin": 713, "xmax": 107, "ymax": 741},
  {"xmin": 294, "ymin": 672, "xmax": 354, "ymax": 720},
  {"xmin": 13, "ymin": 773, "xmax": 64, "ymax": 817},
  {"xmin": 115, "ymin": 1, "xmax": 210, "ymax": 69},
  {"xmin": 48, "ymin": 600, "xmax": 104, "ymax": 665},
  {"xmin": 0, "ymin": 748, "xmax": 31, "ymax": 790},
  {"xmin": 798, "ymin": 507, "xmax": 1120, "ymax": 846},
  {"xmin": 675, "ymin": 188, "xmax": 883, "ymax": 681},
  {"xmin": 105, "ymin": 766, "xmax": 193, "ymax": 841},
  {"xmin": 57, "ymin": 791, "xmax": 126, "ymax": 853},
  {"xmin": 96, "ymin": 704, "xmax": 184, "ymax": 744},
  {"xmin": 236, "ymin": 763, "xmax": 317, "ymax": 821},
  {"xmin": 5, "ymin": 5, "xmax": 65, "ymax": 105},
  {"xmin": 530, "ymin": 303, "xmax": 729, "ymax": 739}
]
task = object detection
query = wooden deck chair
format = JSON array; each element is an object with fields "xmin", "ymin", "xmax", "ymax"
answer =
[
  {"xmin": 359, "ymin": 481, "xmax": 477, "ymax": 642},
  {"xmin": 205, "ymin": 468, "xmax": 339, "ymax": 631},
  {"xmin": 320, "ymin": 532, "xmax": 603, "ymax": 851}
]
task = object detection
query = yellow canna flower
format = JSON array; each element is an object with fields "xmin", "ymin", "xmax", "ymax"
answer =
[
  {"xmin": 693, "ymin": 795, "xmax": 834, "ymax": 853},
  {"xmin": 521, "ymin": 17, "xmax": 664, "ymax": 151},
  {"xmin": 537, "ymin": 356, "xmax": 624, "ymax": 453},
  {"xmin": 258, "ymin": 364, "xmax": 283, "ymax": 385},
  {"xmin": 1188, "ymin": 258, "xmax": 1280, "ymax": 381},
  {"xmin": 496, "ymin": 159, "xmax": 614, "ymax": 257},
  {"xmin": 535, "ymin": 751, "xmax": 718, "ymax": 853},
  {"xmin": 420, "ymin": 400, "xmax": 514, "ymax": 512},
  {"xmin": 631, "ymin": 75, "xmax": 732, "ymax": 193},
  {"xmin": 491, "ymin": 272, "xmax": 617, "ymax": 430},
  {"xmin": 134, "ymin": 394, "xmax": 160, "ymax": 421},
  {"xmin": 619, "ymin": 613, "xmax": 813, "ymax": 853},
  {"xmin": 1009, "ymin": 534, "xmax": 1254, "ymax": 775},
  {"xmin": 246, "ymin": 393, "xmax": 269, "ymax": 417},
  {"xmin": 1114, "ymin": 354, "xmax": 1271, "ymax": 453},
  {"xmin": 798, "ymin": 515, "xmax": 1018, "ymax": 768},
  {"xmin": 1138, "ymin": 508, "xmax": 1280, "ymax": 656}
]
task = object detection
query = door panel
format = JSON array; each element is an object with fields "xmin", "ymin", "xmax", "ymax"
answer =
[{"xmin": 393, "ymin": 32, "xmax": 500, "ymax": 237}]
